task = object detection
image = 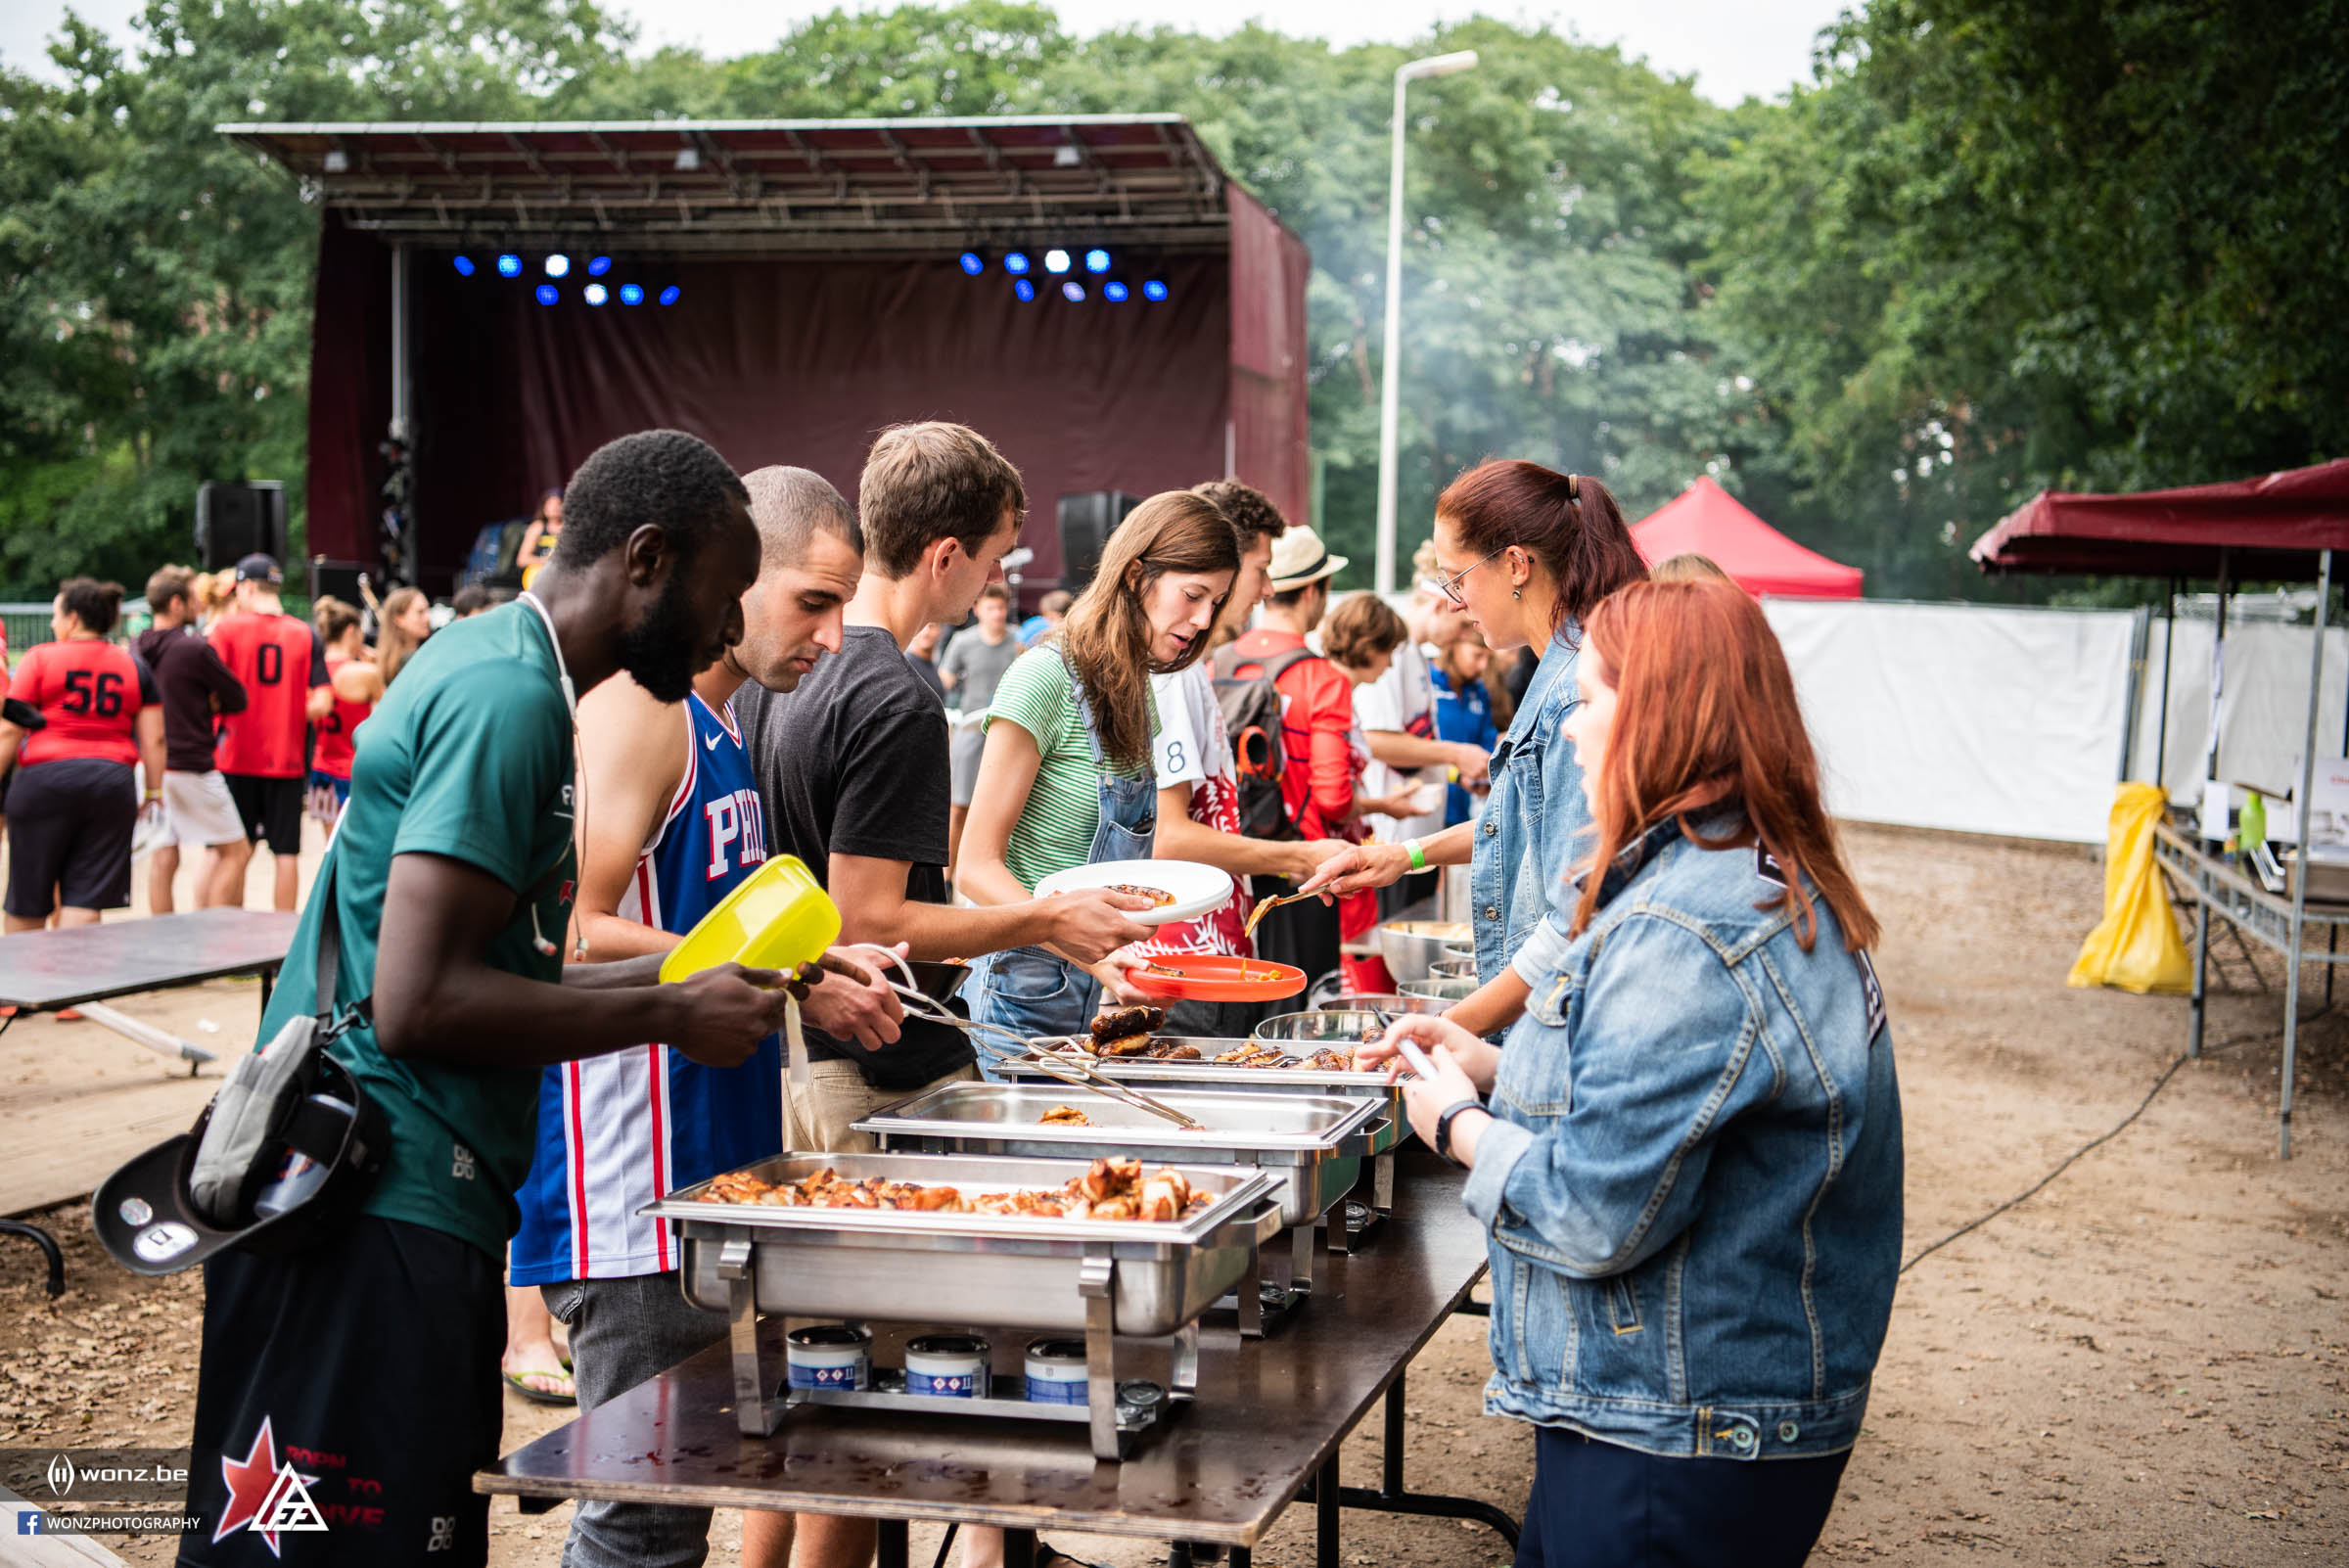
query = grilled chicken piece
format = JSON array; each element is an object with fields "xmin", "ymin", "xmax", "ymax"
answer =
[
  {"xmin": 1106, "ymin": 883, "xmax": 1175, "ymax": 906},
  {"xmin": 1144, "ymin": 1041, "xmax": 1203, "ymax": 1060},
  {"xmin": 1096, "ymin": 1032, "xmax": 1158, "ymax": 1057},
  {"xmin": 1088, "ymin": 1005, "xmax": 1167, "ymax": 1040},
  {"xmin": 1039, "ymin": 1105, "xmax": 1092, "ymax": 1126}
]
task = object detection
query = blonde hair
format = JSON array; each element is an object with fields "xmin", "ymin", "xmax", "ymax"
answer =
[
  {"xmin": 1321, "ymin": 592, "xmax": 1409, "ymax": 672},
  {"xmin": 1649, "ymin": 552, "xmax": 1732, "ymax": 585},
  {"xmin": 378, "ymin": 587, "xmax": 428, "ymax": 685}
]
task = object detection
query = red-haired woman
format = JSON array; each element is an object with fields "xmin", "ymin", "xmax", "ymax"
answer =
[
  {"xmin": 1364, "ymin": 579, "xmax": 1904, "ymax": 1565},
  {"xmin": 1303, "ymin": 460, "xmax": 1646, "ymax": 1032}
]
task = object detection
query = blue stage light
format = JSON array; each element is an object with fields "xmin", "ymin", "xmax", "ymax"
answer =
[
  {"xmin": 583, "ymin": 283, "xmax": 609, "ymax": 306},
  {"xmin": 587, "ymin": 255, "xmax": 612, "ymax": 277},
  {"xmin": 544, "ymin": 254, "xmax": 571, "ymax": 278},
  {"xmin": 1013, "ymin": 277, "xmax": 1036, "ymax": 302},
  {"xmin": 619, "ymin": 283, "xmax": 644, "ymax": 305},
  {"xmin": 1043, "ymin": 249, "xmax": 1072, "ymax": 274},
  {"xmin": 1142, "ymin": 279, "xmax": 1170, "ymax": 301},
  {"xmin": 1083, "ymin": 248, "xmax": 1111, "ymax": 274},
  {"xmin": 534, "ymin": 284, "xmax": 560, "ymax": 305},
  {"xmin": 1061, "ymin": 281, "xmax": 1087, "ymax": 302},
  {"xmin": 958, "ymin": 251, "xmax": 986, "ymax": 276},
  {"xmin": 496, "ymin": 253, "xmax": 523, "ymax": 278},
  {"xmin": 452, "ymin": 254, "xmax": 477, "ymax": 277},
  {"xmin": 1003, "ymin": 251, "xmax": 1031, "ymax": 276},
  {"xmin": 658, "ymin": 285, "xmax": 681, "ymax": 306},
  {"xmin": 1103, "ymin": 280, "xmax": 1130, "ymax": 302}
]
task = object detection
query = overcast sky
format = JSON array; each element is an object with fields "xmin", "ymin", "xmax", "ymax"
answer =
[{"xmin": 4, "ymin": 1, "xmax": 1841, "ymax": 105}]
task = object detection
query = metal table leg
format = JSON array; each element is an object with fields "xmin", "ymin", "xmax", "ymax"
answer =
[
  {"xmin": 1317, "ymin": 1375, "xmax": 1522, "ymax": 1547},
  {"xmin": 2190, "ymin": 897, "xmax": 2210, "ymax": 1057},
  {"xmin": 1316, "ymin": 1450, "xmax": 1339, "ymax": 1568},
  {"xmin": 875, "ymin": 1518, "xmax": 910, "ymax": 1568}
]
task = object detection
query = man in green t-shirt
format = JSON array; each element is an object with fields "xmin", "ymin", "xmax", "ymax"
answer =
[{"xmin": 179, "ymin": 430, "xmax": 823, "ymax": 1568}]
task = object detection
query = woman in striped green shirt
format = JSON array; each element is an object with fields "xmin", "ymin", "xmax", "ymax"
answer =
[{"xmin": 957, "ymin": 490, "xmax": 1241, "ymax": 1044}]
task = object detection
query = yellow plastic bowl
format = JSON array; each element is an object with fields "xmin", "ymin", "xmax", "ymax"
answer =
[{"xmin": 659, "ymin": 855, "xmax": 842, "ymax": 984}]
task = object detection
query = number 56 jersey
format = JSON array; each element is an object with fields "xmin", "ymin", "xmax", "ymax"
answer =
[{"xmin": 509, "ymin": 689, "xmax": 782, "ymax": 1286}]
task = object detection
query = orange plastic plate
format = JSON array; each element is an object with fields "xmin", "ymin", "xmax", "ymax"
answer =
[{"xmin": 1128, "ymin": 954, "xmax": 1307, "ymax": 1002}]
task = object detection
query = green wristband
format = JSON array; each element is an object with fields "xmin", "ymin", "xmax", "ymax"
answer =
[{"xmin": 1406, "ymin": 839, "xmax": 1426, "ymax": 872}]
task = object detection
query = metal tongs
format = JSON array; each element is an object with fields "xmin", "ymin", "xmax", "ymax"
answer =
[{"xmin": 838, "ymin": 946, "xmax": 1205, "ymax": 1130}]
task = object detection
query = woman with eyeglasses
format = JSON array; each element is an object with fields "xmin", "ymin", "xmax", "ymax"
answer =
[
  {"xmin": 1302, "ymin": 459, "xmax": 1646, "ymax": 1034},
  {"xmin": 1360, "ymin": 577, "xmax": 1900, "ymax": 1565}
]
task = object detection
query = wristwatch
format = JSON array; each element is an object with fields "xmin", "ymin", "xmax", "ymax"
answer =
[{"xmin": 1433, "ymin": 1098, "xmax": 1486, "ymax": 1166}]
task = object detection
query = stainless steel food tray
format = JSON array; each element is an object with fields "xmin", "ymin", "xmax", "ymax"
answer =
[
  {"xmin": 854, "ymin": 1082, "xmax": 1386, "ymax": 1231},
  {"xmin": 1003, "ymin": 1039, "xmax": 1409, "ymax": 1238},
  {"xmin": 646, "ymin": 1151, "xmax": 1282, "ymax": 1457}
]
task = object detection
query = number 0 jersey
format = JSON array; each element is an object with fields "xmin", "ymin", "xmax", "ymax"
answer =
[
  {"xmin": 509, "ymin": 690, "xmax": 781, "ymax": 1285},
  {"xmin": 209, "ymin": 611, "xmax": 327, "ymax": 778}
]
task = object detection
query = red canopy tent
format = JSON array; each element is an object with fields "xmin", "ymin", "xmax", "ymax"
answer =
[
  {"xmin": 1969, "ymin": 456, "xmax": 2349, "ymax": 1161},
  {"xmin": 1630, "ymin": 476, "xmax": 1864, "ymax": 598},
  {"xmin": 1968, "ymin": 458, "xmax": 2349, "ymax": 578}
]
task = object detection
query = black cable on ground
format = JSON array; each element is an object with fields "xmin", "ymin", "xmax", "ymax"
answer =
[{"xmin": 1898, "ymin": 1021, "xmax": 2285, "ymax": 1274}]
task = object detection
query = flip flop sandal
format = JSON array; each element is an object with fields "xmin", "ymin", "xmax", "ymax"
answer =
[{"xmin": 501, "ymin": 1366, "xmax": 576, "ymax": 1406}]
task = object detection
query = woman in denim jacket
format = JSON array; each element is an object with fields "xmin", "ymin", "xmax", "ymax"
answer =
[
  {"xmin": 1368, "ymin": 579, "xmax": 1904, "ymax": 1567},
  {"xmin": 1302, "ymin": 460, "xmax": 1647, "ymax": 1037}
]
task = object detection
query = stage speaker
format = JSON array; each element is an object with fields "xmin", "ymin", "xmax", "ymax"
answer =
[
  {"xmin": 308, "ymin": 559, "xmax": 378, "ymax": 608},
  {"xmin": 195, "ymin": 482, "xmax": 289, "ymax": 571},
  {"xmin": 1057, "ymin": 491, "xmax": 1143, "ymax": 590}
]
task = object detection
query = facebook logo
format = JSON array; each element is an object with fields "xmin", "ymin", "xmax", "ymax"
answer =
[{"xmin": 19, "ymin": 1510, "xmax": 43, "ymax": 1534}]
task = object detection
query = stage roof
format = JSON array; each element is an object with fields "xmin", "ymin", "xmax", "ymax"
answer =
[
  {"xmin": 1968, "ymin": 457, "xmax": 2349, "ymax": 580},
  {"xmin": 215, "ymin": 115, "xmax": 1244, "ymax": 256}
]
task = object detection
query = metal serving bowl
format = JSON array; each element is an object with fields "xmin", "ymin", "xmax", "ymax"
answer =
[
  {"xmin": 1441, "ymin": 940, "xmax": 1476, "ymax": 962},
  {"xmin": 1318, "ymin": 993, "xmax": 1449, "ymax": 1016},
  {"xmin": 1428, "ymin": 956, "xmax": 1478, "ymax": 979},
  {"xmin": 1400, "ymin": 976, "xmax": 1479, "ymax": 1003},
  {"xmin": 1253, "ymin": 1009, "xmax": 1394, "ymax": 1045},
  {"xmin": 1377, "ymin": 920, "xmax": 1473, "ymax": 983}
]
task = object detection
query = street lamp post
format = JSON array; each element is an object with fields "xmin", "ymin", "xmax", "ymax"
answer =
[{"xmin": 1374, "ymin": 47, "xmax": 1479, "ymax": 597}]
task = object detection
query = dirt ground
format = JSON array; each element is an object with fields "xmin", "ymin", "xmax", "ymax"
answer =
[{"xmin": 3, "ymin": 821, "xmax": 2344, "ymax": 1566}]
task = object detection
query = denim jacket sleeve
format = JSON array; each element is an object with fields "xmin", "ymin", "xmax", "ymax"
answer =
[{"xmin": 1463, "ymin": 910, "xmax": 1783, "ymax": 1277}]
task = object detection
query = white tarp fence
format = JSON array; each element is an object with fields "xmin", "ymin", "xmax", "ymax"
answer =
[
  {"xmin": 1762, "ymin": 598, "xmax": 2349, "ymax": 844},
  {"xmin": 1764, "ymin": 599, "xmax": 2140, "ymax": 844}
]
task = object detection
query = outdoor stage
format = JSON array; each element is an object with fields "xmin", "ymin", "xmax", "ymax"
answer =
[{"xmin": 220, "ymin": 115, "xmax": 1313, "ymax": 596}]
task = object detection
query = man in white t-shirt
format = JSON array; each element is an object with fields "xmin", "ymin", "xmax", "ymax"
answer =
[{"xmin": 1141, "ymin": 480, "xmax": 1343, "ymax": 1035}]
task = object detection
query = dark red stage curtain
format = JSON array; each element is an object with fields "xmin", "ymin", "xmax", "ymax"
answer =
[
  {"xmin": 1227, "ymin": 186, "xmax": 1313, "ymax": 533},
  {"xmin": 405, "ymin": 254, "xmax": 1231, "ymax": 591},
  {"xmin": 304, "ymin": 213, "xmax": 392, "ymax": 566}
]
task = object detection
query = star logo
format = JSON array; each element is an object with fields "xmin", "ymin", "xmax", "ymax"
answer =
[{"xmin": 213, "ymin": 1416, "xmax": 327, "ymax": 1554}]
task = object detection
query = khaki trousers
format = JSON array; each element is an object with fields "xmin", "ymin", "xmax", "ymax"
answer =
[{"xmin": 781, "ymin": 1058, "xmax": 982, "ymax": 1153}]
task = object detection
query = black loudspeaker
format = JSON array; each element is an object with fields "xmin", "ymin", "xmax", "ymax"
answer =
[
  {"xmin": 1057, "ymin": 491, "xmax": 1143, "ymax": 590},
  {"xmin": 195, "ymin": 482, "xmax": 289, "ymax": 571},
  {"xmin": 308, "ymin": 559, "xmax": 376, "ymax": 608}
]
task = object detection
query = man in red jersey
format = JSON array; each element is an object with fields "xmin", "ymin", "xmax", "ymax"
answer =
[{"xmin": 208, "ymin": 554, "xmax": 333, "ymax": 909}]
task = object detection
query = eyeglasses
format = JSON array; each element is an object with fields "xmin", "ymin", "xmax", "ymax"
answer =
[{"xmin": 1432, "ymin": 548, "xmax": 1506, "ymax": 609}]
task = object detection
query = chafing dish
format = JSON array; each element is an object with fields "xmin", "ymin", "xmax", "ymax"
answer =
[
  {"xmin": 1322, "ymin": 992, "xmax": 1451, "ymax": 1016},
  {"xmin": 646, "ymin": 1151, "xmax": 1281, "ymax": 1459},
  {"xmin": 857, "ymin": 1082, "xmax": 1388, "ymax": 1321},
  {"xmin": 1000, "ymin": 1038, "xmax": 1410, "ymax": 1249}
]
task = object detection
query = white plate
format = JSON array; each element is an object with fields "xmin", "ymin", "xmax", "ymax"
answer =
[{"xmin": 1031, "ymin": 858, "xmax": 1234, "ymax": 927}]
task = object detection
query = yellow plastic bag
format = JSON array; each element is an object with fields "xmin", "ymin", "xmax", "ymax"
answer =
[{"xmin": 2067, "ymin": 782, "xmax": 2192, "ymax": 994}]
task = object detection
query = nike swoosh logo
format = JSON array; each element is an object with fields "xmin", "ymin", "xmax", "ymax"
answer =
[{"xmin": 704, "ymin": 731, "xmax": 723, "ymax": 750}]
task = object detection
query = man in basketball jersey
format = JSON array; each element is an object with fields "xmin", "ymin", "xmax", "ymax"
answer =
[
  {"xmin": 510, "ymin": 465, "xmax": 905, "ymax": 1568},
  {"xmin": 208, "ymin": 554, "xmax": 333, "ymax": 909}
]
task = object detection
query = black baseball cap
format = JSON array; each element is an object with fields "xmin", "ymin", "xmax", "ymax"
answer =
[{"xmin": 235, "ymin": 553, "xmax": 284, "ymax": 585}]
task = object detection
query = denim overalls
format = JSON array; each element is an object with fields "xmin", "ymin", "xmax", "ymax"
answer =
[{"xmin": 967, "ymin": 671, "xmax": 1157, "ymax": 1056}]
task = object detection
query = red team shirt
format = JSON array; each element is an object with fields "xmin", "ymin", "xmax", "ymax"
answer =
[
  {"xmin": 11, "ymin": 640, "xmax": 156, "ymax": 767},
  {"xmin": 209, "ymin": 612, "xmax": 328, "ymax": 779},
  {"xmin": 313, "ymin": 654, "xmax": 374, "ymax": 779}
]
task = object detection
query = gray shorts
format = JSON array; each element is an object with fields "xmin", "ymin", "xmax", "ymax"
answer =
[
  {"xmin": 949, "ymin": 725, "xmax": 987, "ymax": 806},
  {"xmin": 158, "ymin": 768, "xmax": 246, "ymax": 850}
]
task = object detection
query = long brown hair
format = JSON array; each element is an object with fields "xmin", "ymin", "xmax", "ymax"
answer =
[
  {"xmin": 1571, "ymin": 579, "xmax": 1877, "ymax": 953},
  {"xmin": 1059, "ymin": 490, "xmax": 1239, "ymax": 769},
  {"xmin": 1437, "ymin": 459, "xmax": 1647, "ymax": 644},
  {"xmin": 378, "ymin": 587, "xmax": 428, "ymax": 686}
]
